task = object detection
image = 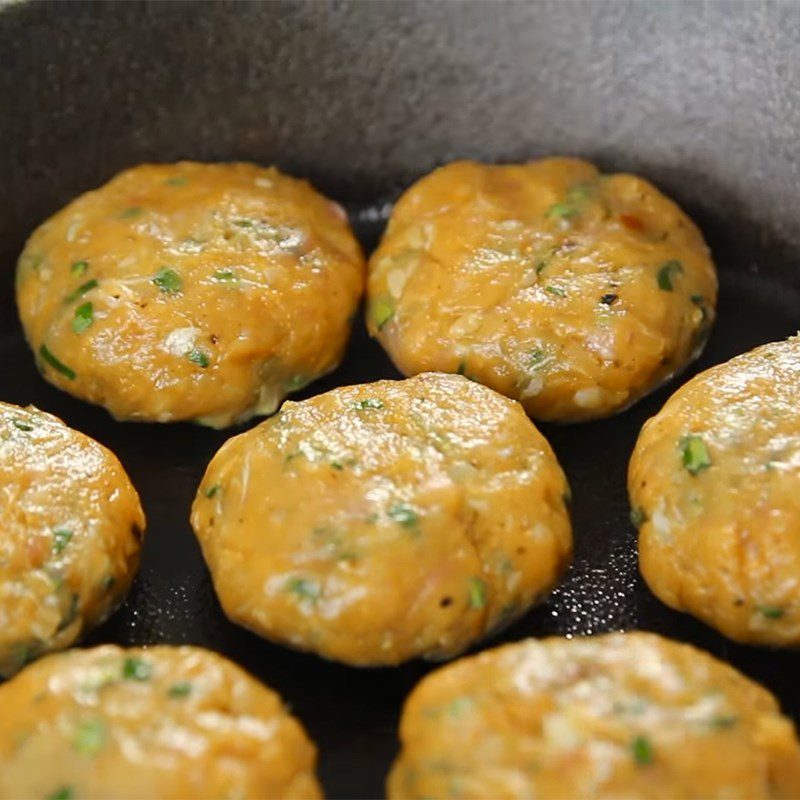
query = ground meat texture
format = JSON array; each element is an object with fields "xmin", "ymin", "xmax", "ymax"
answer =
[
  {"xmin": 191, "ymin": 372, "xmax": 572, "ymax": 666},
  {"xmin": 16, "ymin": 161, "xmax": 365, "ymax": 427},
  {"xmin": 0, "ymin": 645, "xmax": 321, "ymax": 799},
  {"xmin": 367, "ymin": 158, "xmax": 717, "ymax": 423},
  {"xmin": 388, "ymin": 632, "xmax": 800, "ymax": 800},
  {"xmin": 630, "ymin": 335, "xmax": 800, "ymax": 646},
  {"xmin": 0, "ymin": 402, "xmax": 144, "ymax": 678}
]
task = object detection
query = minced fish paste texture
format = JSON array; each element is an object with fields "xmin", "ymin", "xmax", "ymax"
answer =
[
  {"xmin": 367, "ymin": 158, "xmax": 717, "ymax": 422},
  {"xmin": 630, "ymin": 335, "xmax": 800, "ymax": 646},
  {"xmin": 0, "ymin": 645, "xmax": 322, "ymax": 800},
  {"xmin": 388, "ymin": 632, "xmax": 800, "ymax": 800},
  {"xmin": 0, "ymin": 401, "xmax": 144, "ymax": 678},
  {"xmin": 191, "ymin": 372, "xmax": 572, "ymax": 666},
  {"xmin": 16, "ymin": 161, "xmax": 365, "ymax": 427}
]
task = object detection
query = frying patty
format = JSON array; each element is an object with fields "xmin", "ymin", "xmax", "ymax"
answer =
[
  {"xmin": 367, "ymin": 158, "xmax": 717, "ymax": 422},
  {"xmin": 16, "ymin": 161, "xmax": 365, "ymax": 427},
  {"xmin": 0, "ymin": 645, "xmax": 321, "ymax": 799},
  {"xmin": 630, "ymin": 335, "xmax": 800, "ymax": 646},
  {"xmin": 388, "ymin": 631, "xmax": 800, "ymax": 799},
  {"xmin": 191, "ymin": 372, "xmax": 572, "ymax": 665},
  {"xmin": 0, "ymin": 401, "xmax": 144, "ymax": 677}
]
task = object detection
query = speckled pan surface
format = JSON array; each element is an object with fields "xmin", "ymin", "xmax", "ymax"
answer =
[{"xmin": 1, "ymin": 2, "xmax": 799, "ymax": 798}]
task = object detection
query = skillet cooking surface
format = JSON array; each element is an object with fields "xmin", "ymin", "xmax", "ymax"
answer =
[
  {"xmin": 1, "ymin": 222, "xmax": 799, "ymax": 798},
  {"xmin": 2, "ymin": 3, "xmax": 800, "ymax": 798}
]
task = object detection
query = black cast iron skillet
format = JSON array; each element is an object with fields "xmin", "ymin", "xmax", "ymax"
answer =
[{"xmin": 2, "ymin": 2, "xmax": 800, "ymax": 797}]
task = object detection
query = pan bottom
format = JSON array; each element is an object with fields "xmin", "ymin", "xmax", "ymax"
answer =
[{"xmin": 0, "ymin": 216, "xmax": 799, "ymax": 798}]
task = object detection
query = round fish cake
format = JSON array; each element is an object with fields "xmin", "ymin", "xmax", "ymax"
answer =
[
  {"xmin": 0, "ymin": 401, "xmax": 144, "ymax": 677},
  {"xmin": 388, "ymin": 632, "xmax": 800, "ymax": 800},
  {"xmin": 191, "ymin": 372, "xmax": 572, "ymax": 666},
  {"xmin": 367, "ymin": 158, "xmax": 717, "ymax": 422},
  {"xmin": 630, "ymin": 336, "xmax": 800, "ymax": 646},
  {"xmin": 16, "ymin": 161, "xmax": 365, "ymax": 427},
  {"xmin": 0, "ymin": 645, "xmax": 321, "ymax": 800}
]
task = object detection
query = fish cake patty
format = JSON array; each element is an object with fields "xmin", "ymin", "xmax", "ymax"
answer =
[
  {"xmin": 0, "ymin": 645, "xmax": 321, "ymax": 799},
  {"xmin": 191, "ymin": 372, "xmax": 572, "ymax": 665},
  {"xmin": 16, "ymin": 161, "xmax": 365, "ymax": 427},
  {"xmin": 630, "ymin": 336, "xmax": 800, "ymax": 646},
  {"xmin": 367, "ymin": 158, "xmax": 717, "ymax": 422},
  {"xmin": 388, "ymin": 632, "xmax": 800, "ymax": 799},
  {"xmin": 0, "ymin": 401, "xmax": 144, "ymax": 677}
]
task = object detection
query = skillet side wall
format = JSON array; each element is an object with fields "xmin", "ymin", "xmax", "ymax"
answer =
[{"xmin": 2, "ymin": 0, "xmax": 800, "ymax": 330}]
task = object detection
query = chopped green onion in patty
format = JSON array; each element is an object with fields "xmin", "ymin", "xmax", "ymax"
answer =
[
  {"xmin": 152, "ymin": 268, "xmax": 182, "ymax": 294},
  {"xmin": 657, "ymin": 260, "xmax": 684, "ymax": 291},
  {"xmin": 72, "ymin": 302, "xmax": 94, "ymax": 334},
  {"xmin": 39, "ymin": 345, "xmax": 76, "ymax": 380},
  {"xmin": 681, "ymin": 434, "xmax": 711, "ymax": 475}
]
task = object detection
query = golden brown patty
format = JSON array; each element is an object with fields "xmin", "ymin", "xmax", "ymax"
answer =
[
  {"xmin": 367, "ymin": 158, "xmax": 717, "ymax": 422},
  {"xmin": 388, "ymin": 631, "xmax": 800, "ymax": 799},
  {"xmin": 630, "ymin": 335, "xmax": 800, "ymax": 646},
  {"xmin": 16, "ymin": 161, "xmax": 365, "ymax": 427},
  {"xmin": 191, "ymin": 373, "xmax": 572, "ymax": 666},
  {"xmin": 0, "ymin": 402, "xmax": 144, "ymax": 678},
  {"xmin": 0, "ymin": 645, "xmax": 321, "ymax": 799}
]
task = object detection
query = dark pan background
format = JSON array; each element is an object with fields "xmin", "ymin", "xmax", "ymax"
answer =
[{"xmin": 2, "ymin": 3, "xmax": 800, "ymax": 798}]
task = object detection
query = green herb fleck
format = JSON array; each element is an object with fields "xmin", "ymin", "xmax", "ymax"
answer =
[
  {"xmin": 39, "ymin": 345, "xmax": 76, "ymax": 380},
  {"xmin": 690, "ymin": 293, "xmax": 707, "ymax": 314},
  {"xmin": 213, "ymin": 269, "xmax": 237, "ymax": 282},
  {"xmin": 152, "ymin": 267, "xmax": 182, "ymax": 294},
  {"xmin": 165, "ymin": 176, "xmax": 188, "ymax": 186},
  {"xmin": 447, "ymin": 696, "xmax": 475, "ymax": 717},
  {"xmin": 681, "ymin": 434, "xmax": 711, "ymax": 475},
  {"xmin": 70, "ymin": 260, "xmax": 89, "ymax": 276},
  {"xmin": 233, "ymin": 218, "xmax": 254, "ymax": 228},
  {"xmin": 122, "ymin": 657, "xmax": 152, "ymax": 681},
  {"xmin": 65, "ymin": 278, "xmax": 98, "ymax": 304},
  {"xmin": 709, "ymin": 714, "xmax": 739, "ymax": 729},
  {"xmin": 545, "ymin": 183, "xmax": 591, "ymax": 219},
  {"xmin": 187, "ymin": 348, "xmax": 210, "ymax": 368},
  {"xmin": 74, "ymin": 719, "xmax": 106, "ymax": 754},
  {"xmin": 657, "ymin": 260, "xmax": 684, "ymax": 291},
  {"xmin": 631, "ymin": 734, "xmax": 654, "ymax": 765},
  {"xmin": 527, "ymin": 348, "xmax": 548, "ymax": 368},
  {"xmin": 286, "ymin": 375, "xmax": 308, "ymax": 390},
  {"xmin": 12, "ymin": 419, "xmax": 34, "ymax": 432},
  {"xmin": 205, "ymin": 484, "xmax": 221, "ymax": 499},
  {"xmin": 535, "ymin": 247, "xmax": 557, "ymax": 274},
  {"xmin": 330, "ymin": 460, "xmax": 344, "ymax": 471},
  {"xmin": 355, "ymin": 398, "xmax": 384, "ymax": 410},
  {"xmin": 690, "ymin": 293, "xmax": 712, "ymax": 340},
  {"xmin": 52, "ymin": 529, "xmax": 74, "ymax": 555},
  {"xmin": 371, "ymin": 296, "xmax": 395, "ymax": 330},
  {"xmin": 545, "ymin": 285, "xmax": 566, "ymax": 298},
  {"xmin": 468, "ymin": 577, "xmax": 487, "ymax": 610},
  {"xmin": 546, "ymin": 202, "xmax": 576, "ymax": 218},
  {"xmin": 629, "ymin": 506, "xmax": 647, "ymax": 527},
  {"xmin": 455, "ymin": 361, "xmax": 477, "ymax": 381},
  {"xmin": 167, "ymin": 681, "xmax": 193, "ymax": 699},
  {"xmin": 119, "ymin": 206, "xmax": 142, "ymax": 219},
  {"xmin": 46, "ymin": 787, "xmax": 75, "ymax": 800},
  {"xmin": 286, "ymin": 577, "xmax": 321, "ymax": 602},
  {"xmin": 757, "ymin": 605, "xmax": 784, "ymax": 619},
  {"xmin": 388, "ymin": 503, "xmax": 419, "ymax": 528},
  {"xmin": 72, "ymin": 302, "xmax": 94, "ymax": 334}
]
